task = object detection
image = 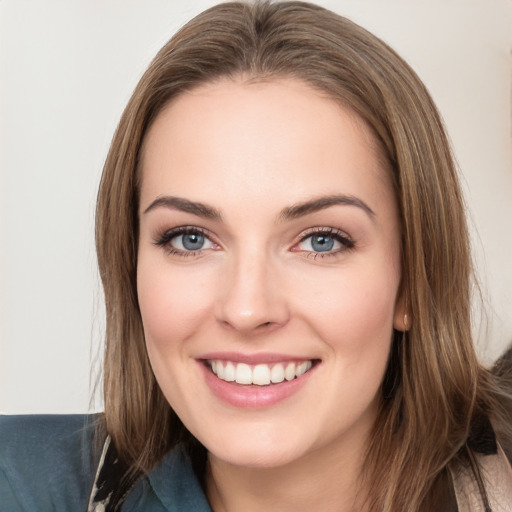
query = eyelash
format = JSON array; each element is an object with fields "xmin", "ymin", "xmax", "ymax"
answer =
[
  {"xmin": 293, "ymin": 227, "xmax": 355, "ymax": 259},
  {"xmin": 153, "ymin": 226, "xmax": 217, "ymax": 257},
  {"xmin": 153, "ymin": 226, "xmax": 355, "ymax": 259}
]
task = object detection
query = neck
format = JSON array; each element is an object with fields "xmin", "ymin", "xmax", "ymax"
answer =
[{"xmin": 206, "ymin": 427, "xmax": 371, "ymax": 512}]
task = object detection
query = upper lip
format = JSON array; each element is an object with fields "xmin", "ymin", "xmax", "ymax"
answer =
[{"xmin": 197, "ymin": 352, "xmax": 318, "ymax": 365}]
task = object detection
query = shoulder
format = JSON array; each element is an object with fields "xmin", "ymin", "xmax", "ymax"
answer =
[
  {"xmin": 0, "ymin": 414, "xmax": 103, "ymax": 512},
  {"xmin": 451, "ymin": 445, "xmax": 512, "ymax": 512},
  {"xmin": 451, "ymin": 410, "xmax": 512, "ymax": 511},
  {"xmin": 141, "ymin": 443, "xmax": 211, "ymax": 511},
  {"xmin": 91, "ymin": 441, "xmax": 212, "ymax": 512}
]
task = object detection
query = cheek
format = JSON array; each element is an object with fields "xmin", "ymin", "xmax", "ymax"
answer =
[
  {"xmin": 294, "ymin": 258, "xmax": 400, "ymax": 353},
  {"xmin": 136, "ymin": 258, "xmax": 215, "ymax": 348}
]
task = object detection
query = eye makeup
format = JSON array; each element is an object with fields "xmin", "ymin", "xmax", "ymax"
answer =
[
  {"xmin": 153, "ymin": 226, "xmax": 219, "ymax": 257},
  {"xmin": 292, "ymin": 226, "xmax": 356, "ymax": 260},
  {"xmin": 152, "ymin": 223, "xmax": 356, "ymax": 260}
]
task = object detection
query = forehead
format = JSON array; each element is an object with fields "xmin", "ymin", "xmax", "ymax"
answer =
[{"xmin": 139, "ymin": 78, "xmax": 394, "ymax": 215}]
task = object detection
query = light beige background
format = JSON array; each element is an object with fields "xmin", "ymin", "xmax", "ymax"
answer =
[{"xmin": 1, "ymin": 0, "xmax": 511, "ymax": 413}]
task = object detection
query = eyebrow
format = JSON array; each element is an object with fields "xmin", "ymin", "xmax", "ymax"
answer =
[
  {"xmin": 143, "ymin": 193, "xmax": 375, "ymax": 222},
  {"xmin": 279, "ymin": 194, "xmax": 375, "ymax": 221},
  {"xmin": 143, "ymin": 196, "xmax": 222, "ymax": 220}
]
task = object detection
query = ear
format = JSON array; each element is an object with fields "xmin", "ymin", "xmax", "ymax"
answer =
[{"xmin": 393, "ymin": 290, "xmax": 411, "ymax": 332}]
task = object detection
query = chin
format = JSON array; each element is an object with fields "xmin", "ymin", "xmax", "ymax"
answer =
[
  {"xmin": 208, "ymin": 441, "xmax": 305, "ymax": 469},
  {"xmin": 196, "ymin": 421, "xmax": 315, "ymax": 469}
]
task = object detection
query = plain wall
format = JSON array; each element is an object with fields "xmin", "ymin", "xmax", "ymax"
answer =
[{"xmin": 1, "ymin": 0, "xmax": 511, "ymax": 413}]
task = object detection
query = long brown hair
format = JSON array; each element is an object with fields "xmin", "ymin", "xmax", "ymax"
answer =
[{"xmin": 95, "ymin": 2, "xmax": 508, "ymax": 509}]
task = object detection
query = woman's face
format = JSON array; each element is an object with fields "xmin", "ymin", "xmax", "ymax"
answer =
[{"xmin": 137, "ymin": 78, "xmax": 405, "ymax": 469}]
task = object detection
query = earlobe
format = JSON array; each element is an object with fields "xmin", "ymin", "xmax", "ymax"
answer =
[
  {"xmin": 393, "ymin": 311, "xmax": 411, "ymax": 332},
  {"xmin": 393, "ymin": 295, "xmax": 411, "ymax": 332}
]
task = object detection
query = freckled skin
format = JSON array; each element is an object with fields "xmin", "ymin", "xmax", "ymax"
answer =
[{"xmin": 137, "ymin": 79, "xmax": 405, "ymax": 508}]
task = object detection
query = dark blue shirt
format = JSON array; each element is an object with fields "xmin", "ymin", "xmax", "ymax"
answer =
[{"xmin": 0, "ymin": 415, "xmax": 212, "ymax": 512}]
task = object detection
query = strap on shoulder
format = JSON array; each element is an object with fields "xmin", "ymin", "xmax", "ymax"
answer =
[{"xmin": 451, "ymin": 443, "xmax": 512, "ymax": 512}]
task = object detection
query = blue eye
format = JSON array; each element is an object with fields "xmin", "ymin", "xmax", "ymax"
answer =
[
  {"xmin": 170, "ymin": 231, "xmax": 215, "ymax": 252},
  {"xmin": 154, "ymin": 227, "xmax": 216, "ymax": 255},
  {"xmin": 310, "ymin": 234, "xmax": 335, "ymax": 252},
  {"xmin": 179, "ymin": 233, "xmax": 206, "ymax": 250},
  {"xmin": 296, "ymin": 229, "xmax": 354, "ymax": 255}
]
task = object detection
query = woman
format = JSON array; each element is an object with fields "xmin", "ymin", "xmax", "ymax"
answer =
[{"xmin": 1, "ymin": 1, "xmax": 511, "ymax": 511}]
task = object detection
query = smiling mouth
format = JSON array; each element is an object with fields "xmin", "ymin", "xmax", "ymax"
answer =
[{"xmin": 206, "ymin": 359, "xmax": 317, "ymax": 386}]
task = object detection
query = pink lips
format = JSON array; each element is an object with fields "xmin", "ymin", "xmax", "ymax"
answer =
[
  {"xmin": 199, "ymin": 351, "xmax": 311, "ymax": 365},
  {"xmin": 197, "ymin": 352, "xmax": 318, "ymax": 409}
]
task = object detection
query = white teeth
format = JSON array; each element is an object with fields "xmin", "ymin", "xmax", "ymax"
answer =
[
  {"xmin": 270, "ymin": 363, "xmax": 285, "ymax": 383},
  {"xmin": 210, "ymin": 360, "xmax": 314, "ymax": 385},
  {"xmin": 252, "ymin": 364, "xmax": 271, "ymax": 386},
  {"xmin": 216, "ymin": 361, "xmax": 226, "ymax": 380},
  {"xmin": 284, "ymin": 362, "xmax": 296, "ymax": 381},
  {"xmin": 235, "ymin": 363, "xmax": 253, "ymax": 384},
  {"xmin": 295, "ymin": 361, "xmax": 312, "ymax": 377},
  {"xmin": 224, "ymin": 361, "xmax": 235, "ymax": 382}
]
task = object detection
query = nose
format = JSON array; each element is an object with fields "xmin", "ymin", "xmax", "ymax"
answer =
[{"xmin": 215, "ymin": 251, "xmax": 289, "ymax": 334}]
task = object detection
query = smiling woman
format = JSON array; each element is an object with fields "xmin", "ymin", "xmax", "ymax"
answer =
[
  {"xmin": 137, "ymin": 79, "xmax": 404, "ymax": 481},
  {"xmin": 1, "ymin": 1, "xmax": 512, "ymax": 512}
]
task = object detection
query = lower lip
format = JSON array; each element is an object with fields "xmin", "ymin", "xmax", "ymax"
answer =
[{"xmin": 199, "ymin": 362, "xmax": 316, "ymax": 409}]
